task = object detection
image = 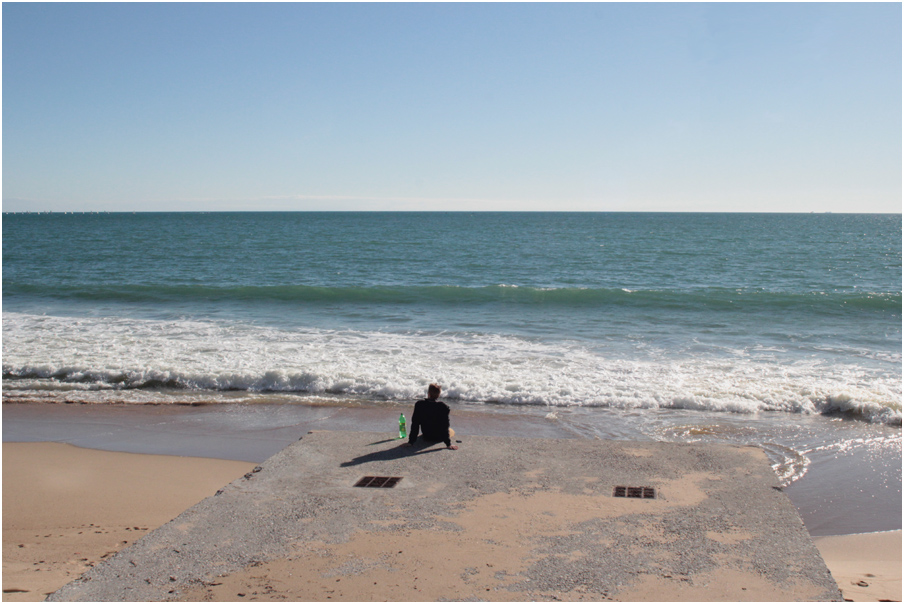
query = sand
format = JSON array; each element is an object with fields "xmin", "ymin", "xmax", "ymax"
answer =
[
  {"xmin": 1, "ymin": 442, "xmax": 255, "ymax": 602},
  {"xmin": 814, "ymin": 531, "xmax": 902, "ymax": 603},
  {"xmin": 2, "ymin": 439, "xmax": 900, "ymax": 602}
]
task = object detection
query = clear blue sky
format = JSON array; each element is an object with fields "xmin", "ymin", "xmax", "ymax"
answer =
[{"xmin": 3, "ymin": 3, "xmax": 901, "ymax": 212}]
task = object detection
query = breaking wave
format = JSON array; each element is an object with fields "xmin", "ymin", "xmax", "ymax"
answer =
[{"xmin": 3, "ymin": 313, "xmax": 899, "ymax": 426}]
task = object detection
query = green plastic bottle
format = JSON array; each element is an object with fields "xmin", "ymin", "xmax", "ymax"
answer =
[{"xmin": 398, "ymin": 413, "xmax": 407, "ymax": 439}]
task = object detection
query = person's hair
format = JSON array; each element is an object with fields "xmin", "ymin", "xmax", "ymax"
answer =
[{"xmin": 427, "ymin": 383, "xmax": 441, "ymax": 398}]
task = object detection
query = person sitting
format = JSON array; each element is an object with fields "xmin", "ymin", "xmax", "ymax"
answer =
[{"xmin": 402, "ymin": 383, "xmax": 458, "ymax": 450}]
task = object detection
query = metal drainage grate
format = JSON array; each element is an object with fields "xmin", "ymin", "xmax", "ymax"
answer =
[
  {"xmin": 354, "ymin": 476, "xmax": 402, "ymax": 488},
  {"xmin": 613, "ymin": 486, "xmax": 655, "ymax": 499}
]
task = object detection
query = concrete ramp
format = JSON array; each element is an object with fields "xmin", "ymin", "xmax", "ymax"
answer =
[{"xmin": 49, "ymin": 431, "xmax": 841, "ymax": 601}]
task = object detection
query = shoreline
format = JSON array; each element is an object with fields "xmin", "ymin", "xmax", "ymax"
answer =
[{"xmin": 4, "ymin": 400, "xmax": 900, "ymax": 536}]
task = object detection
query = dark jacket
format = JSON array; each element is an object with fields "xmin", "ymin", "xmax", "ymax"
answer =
[{"xmin": 408, "ymin": 398, "xmax": 451, "ymax": 447}]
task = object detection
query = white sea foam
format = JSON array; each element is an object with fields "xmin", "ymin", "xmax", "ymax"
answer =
[{"xmin": 2, "ymin": 312, "xmax": 901, "ymax": 425}]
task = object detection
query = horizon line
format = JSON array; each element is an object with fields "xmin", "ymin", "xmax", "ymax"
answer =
[{"xmin": 3, "ymin": 209, "xmax": 900, "ymax": 215}]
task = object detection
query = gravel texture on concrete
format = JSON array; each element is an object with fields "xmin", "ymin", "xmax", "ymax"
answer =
[{"xmin": 48, "ymin": 431, "xmax": 842, "ymax": 601}]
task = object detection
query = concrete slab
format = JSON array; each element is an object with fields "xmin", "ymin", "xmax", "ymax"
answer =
[{"xmin": 48, "ymin": 431, "xmax": 842, "ymax": 601}]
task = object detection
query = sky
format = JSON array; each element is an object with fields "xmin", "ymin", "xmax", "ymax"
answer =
[{"xmin": 2, "ymin": 2, "xmax": 901, "ymax": 213}]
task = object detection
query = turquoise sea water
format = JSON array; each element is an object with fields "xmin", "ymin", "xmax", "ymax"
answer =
[{"xmin": 3, "ymin": 213, "xmax": 901, "ymax": 526}]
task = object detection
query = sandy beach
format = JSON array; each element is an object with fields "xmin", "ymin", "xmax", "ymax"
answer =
[
  {"xmin": 2, "ymin": 437, "xmax": 900, "ymax": 602},
  {"xmin": 813, "ymin": 531, "xmax": 902, "ymax": 603},
  {"xmin": 2, "ymin": 442, "xmax": 255, "ymax": 602}
]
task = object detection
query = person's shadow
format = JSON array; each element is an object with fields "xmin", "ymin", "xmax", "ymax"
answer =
[{"xmin": 340, "ymin": 439, "xmax": 446, "ymax": 467}]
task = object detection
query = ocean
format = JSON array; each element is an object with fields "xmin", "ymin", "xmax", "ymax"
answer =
[{"xmin": 3, "ymin": 211, "xmax": 901, "ymax": 533}]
